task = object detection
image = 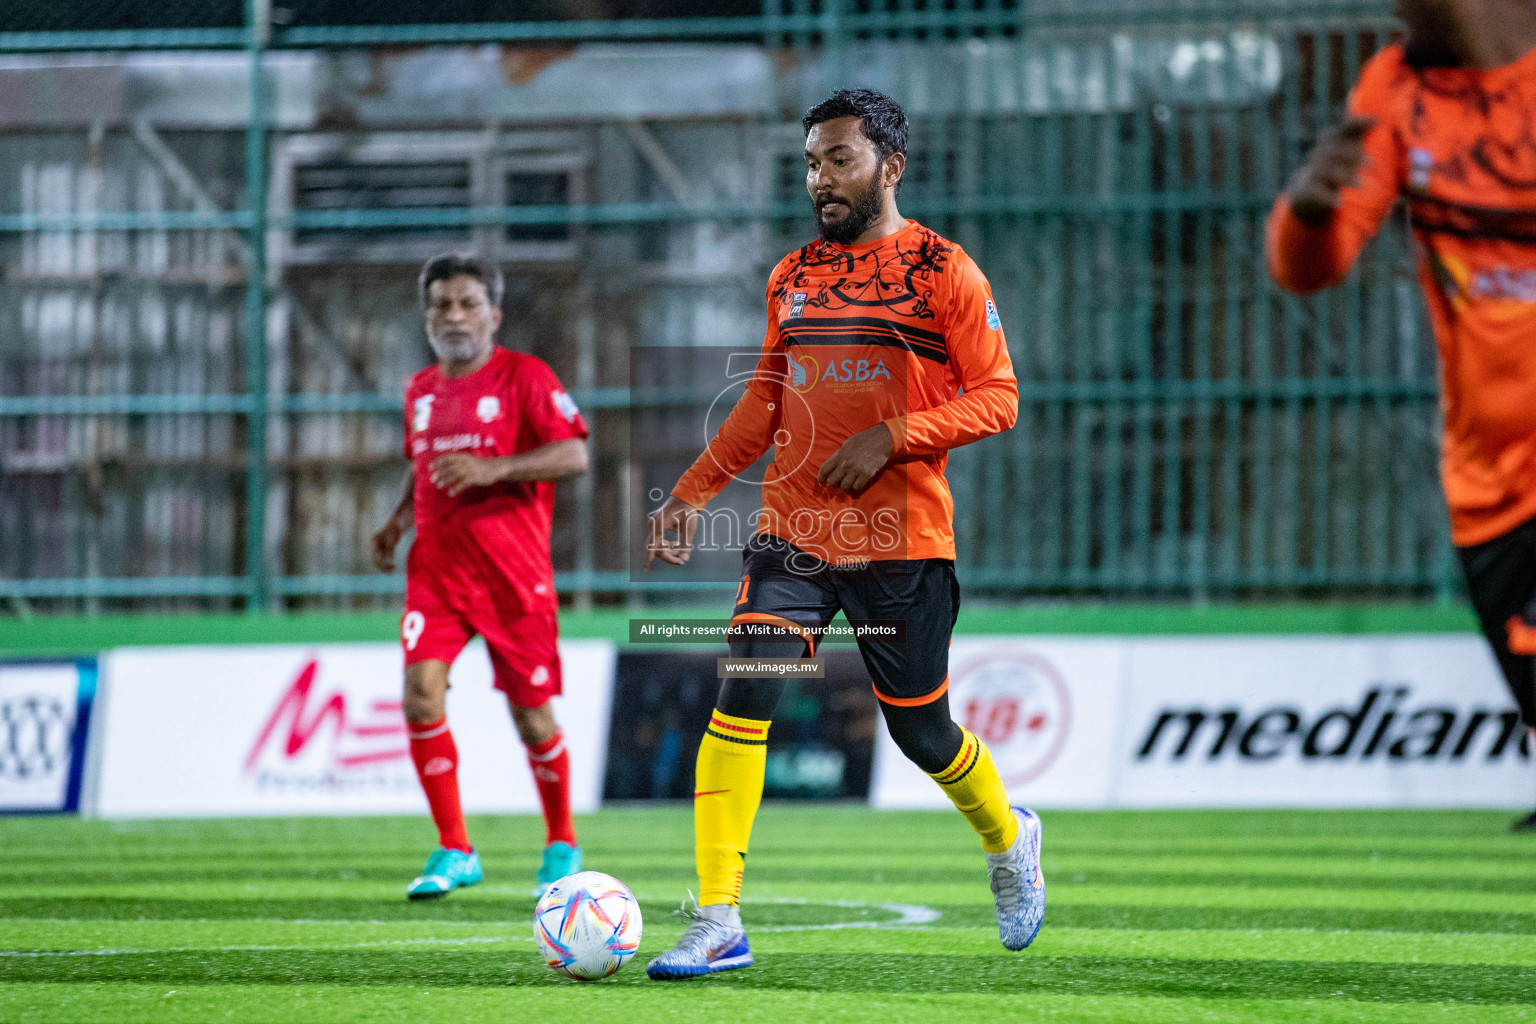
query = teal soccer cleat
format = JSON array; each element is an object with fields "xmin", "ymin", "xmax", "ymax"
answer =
[
  {"xmin": 407, "ymin": 847, "xmax": 483, "ymax": 901},
  {"xmin": 533, "ymin": 841, "xmax": 583, "ymax": 897},
  {"xmin": 987, "ymin": 807, "xmax": 1045, "ymax": 950}
]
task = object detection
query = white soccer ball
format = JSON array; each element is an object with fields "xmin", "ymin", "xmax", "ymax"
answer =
[{"xmin": 533, "ymin": 870, "xmax": 643, "ymax": 981}]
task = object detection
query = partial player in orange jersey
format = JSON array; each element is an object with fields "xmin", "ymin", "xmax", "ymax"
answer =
[
  {"xmin": 643, "ymin": 90, "xmax": 1041, "ymax": 980},
  {"xmin": 1266, "ymin": 0, "xmax": 1536, "ymax": 828}
]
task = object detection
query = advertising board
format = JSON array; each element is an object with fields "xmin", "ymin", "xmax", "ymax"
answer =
[
  {"xmin": 0, "ymin": 659, "xmax": 95, "ymax": 813},
  {"xmin": 89, "ymin": 640, "xmax": 614, "ymax": 818},
  {"xmin": 871, "ymin": 636, "xmax": 1529, "ymax": 809},
  {"xmin": 870, "ymin": 639, "xmax": 1124, "ymax": 809},
  {"xmin": 1121, "ymin": 636, "xmax": 1530, "ymax": 808}
]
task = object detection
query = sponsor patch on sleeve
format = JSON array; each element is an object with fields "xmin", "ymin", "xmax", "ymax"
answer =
[
  {"xmin": 552, "ymin": 389, "xmax": 580, "ymax": 422},
  {"xmin": 412, "ymin": 394, "xmax": 434, "ymax": 432},
  {"xmin": 985, "ymin": 299, "xmax": 1002, "ymax": 331}
]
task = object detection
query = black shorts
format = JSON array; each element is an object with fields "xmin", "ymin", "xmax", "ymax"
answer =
[
  {"xmin": 730, "ymin": 533, "xmax": 959, "ymax": 706},
  {"xmin": 1458, "ymin": 515, "xmax": 1536, "ymax": 727}
]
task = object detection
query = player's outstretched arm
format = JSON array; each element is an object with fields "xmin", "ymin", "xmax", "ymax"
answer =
[
  {"xmin": 1266, "ymin": 49, "xmax": 1405, "ymax": 295},
  {"xmin": 429, "ymin": 438, "xmax": 588, "ymax": 497},
  {"xmin": 665, "ymin": 281, "xmax": 792, "ymax": 513},
  {"xmin": 648, "ymin": 377, "xmax": 777, "ymax": 566},
  {"xmin": 1266, "ymin": 115, "xmax": 1397, "ymax": 294},
  {"xmin": 1285, "ymin": 116, "xmax": 1376, "ymax": 228},
  {"xmin": 648, "ymin": 367, "xmax": 780, "ymax": 566},
  {"xmin": 645, "ymin": 495, "xmax": 702, "ymax": 571},
  {"xmin": 371, "ymin": 467, "xmax": 415, "ymax": 572}
]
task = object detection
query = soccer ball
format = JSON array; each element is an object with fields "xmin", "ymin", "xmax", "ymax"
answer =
[{"xmin": 533, "ymin": 870, "xmax": 643, "ymax": 981}]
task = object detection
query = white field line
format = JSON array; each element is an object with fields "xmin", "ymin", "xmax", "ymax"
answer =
[
  {"xmin": 747, "ymin": 898, "xmax": 941, "ymax": 932},
  {"xmin": 0, "ymin": 900, "xmax": 944, "ymax": 957},
  {"xmin": 0, "ymin": 936, "xmax": 528, "ymax": 957},
  {"xmin": 2, "ymin": 918, "xmax": 500, "ymax": 927}
]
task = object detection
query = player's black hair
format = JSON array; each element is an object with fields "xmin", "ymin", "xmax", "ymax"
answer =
[
  {"xmin": 418, "ymin": 252, "xmax": 504, "ymax": 309},
  {"xmin": 802, "ymin": 88, "xmax": 909, "ymax": 162}
]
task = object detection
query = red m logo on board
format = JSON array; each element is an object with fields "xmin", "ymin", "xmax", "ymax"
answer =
[{"xmin": 244, "ymin": 657, "xmax": 408, "ymax": 772}]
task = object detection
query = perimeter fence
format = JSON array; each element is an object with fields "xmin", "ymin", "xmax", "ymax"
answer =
[{"xmin": 0, "ymin": 0, "xmax": 1449, "ymax": 613}]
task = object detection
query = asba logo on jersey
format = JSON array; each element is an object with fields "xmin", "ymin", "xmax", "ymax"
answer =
[
  {"xmin": 787, "ymin": 354, "xmax": 891, "ymax": 392},
  {"xmin": 821, "ymin": 358, "xmax": 892, "ymax": 384},
  {"xmin": 789, "ymin": 354, "xmax": 818, "ymax": 393},
  {"xmin": 476, "ymin": 396, "xmax": 501, "ymax": 423}
]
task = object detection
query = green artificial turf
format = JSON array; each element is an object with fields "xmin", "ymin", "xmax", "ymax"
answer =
[{"xmin": 2, "ymin": 808, "xmax": 1534, "ymax": 1022}]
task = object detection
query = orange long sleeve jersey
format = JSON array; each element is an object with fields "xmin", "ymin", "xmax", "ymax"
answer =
[
  {"xmin": 1267, "ymin": 43, "xmax": 1536, "ymax": 546},
  {"xmin": 671, "ymin": 219, "xmax": 1019, "ymax": 563}
]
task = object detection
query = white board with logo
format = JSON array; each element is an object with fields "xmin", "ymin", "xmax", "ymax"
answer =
[
  {"xmin": 0, "ymin": 660, "xmax": 95, "ymax": 813},
  {"xmin": 869, "ymin": 639, "xmax": 1125, "ymax": 809},
  {"xmin": 88, "ymin": 640, "xmax": 615, "ymax": 818},
  {"xmin": 870, "ymin": 635, "xmax": 1530, "ymax": 810},
  {"xmin": 1119, "ymin": 636, "xmax": 1529, "ymax": 808}
]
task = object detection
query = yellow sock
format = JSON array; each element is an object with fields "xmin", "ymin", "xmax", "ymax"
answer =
[
  {"xmin": 693, "ymin": 709, "xmax": 769, "ymax": 906},
  {"xmin": 929, "ymin": 728, "xmax": 1019, "ymax": 853}
]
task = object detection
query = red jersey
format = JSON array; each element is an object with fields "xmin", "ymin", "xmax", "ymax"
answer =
[
  {"xmin": 403, "ymin": 346, "xmax": 587, "ymax": 611},
  {"xmin": 1267, "ymin": 43, "xmax": 1536, "ymax": 546},
  {"xmin": 671, "ymin": 219, "xmax": 1018, "ymax": 562}
]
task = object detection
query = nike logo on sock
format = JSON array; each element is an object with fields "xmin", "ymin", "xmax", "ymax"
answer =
[{"xmin": 693, "ymin": 789, "xmax": 732, "ymax": 797}]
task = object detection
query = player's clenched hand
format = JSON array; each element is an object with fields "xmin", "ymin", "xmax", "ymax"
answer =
[
  {"xmin": 645, "ymin": 495, "xmax": 701, "ymax": 572},
  {"xmin": 818, "ymin": 423, "xmax": 894, "ymax": 494},
  {"xmin": 1287, "ymin": 115, "xmax": 1376, "ymax": 227},
  {"xmin": 370, "ymin": 520, "xmax": 405, "ymax": 573},
  {"xmin": 430, "ymin": 453, "xmax": 504, "ymax": 497}
]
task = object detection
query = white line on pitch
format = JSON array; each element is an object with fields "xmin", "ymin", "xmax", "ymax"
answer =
[
  {"xmin": 747, "ymin": 898, "xmax": 941, "ymax": 932},
  {"xmin": 0, "ymin": 936, "xmax": 532, "ymax": 957},
  {"xmin": 0, "ymin": 899, "xmax": 944, "ymax": 954}
]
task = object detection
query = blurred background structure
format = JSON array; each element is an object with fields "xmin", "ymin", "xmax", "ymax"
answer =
[{"xmin": 0, "ymin": 0, "xmax": 1445, "ymax": 616}]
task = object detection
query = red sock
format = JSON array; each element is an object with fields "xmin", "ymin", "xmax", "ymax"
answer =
[
  {"xmin": 527, "ymin": 731, "xmax": 576, "ymax": 847},
  {"xmin": 409, "ymin": 718, "xmax": 471, "ymax": 853}
]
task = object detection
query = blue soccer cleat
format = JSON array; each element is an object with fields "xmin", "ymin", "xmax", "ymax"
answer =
[
  {"xmin": 646, "ymin": 898, "xmax": 754, "ymax": 979},
  {"xmin": 407, "ymin": 846, "xmax": 483, "ymax": 901},
  {"xmin": 987, "ymin": 806, "xmax": 1045, "ymax": 950},
  {"xmin": 533, "ymin": 841, "xmax": 583, "ymax": 897}
]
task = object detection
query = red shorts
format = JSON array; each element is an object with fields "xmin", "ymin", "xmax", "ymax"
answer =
[{"xmin": 401, "ymin": 570, "xmax": 562, "ymax": 708}]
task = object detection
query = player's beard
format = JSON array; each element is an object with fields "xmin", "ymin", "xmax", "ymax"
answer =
[
  {"xmin": 815, "ymin": 168, "xmax": 886, "ymax": 245},
  {"xmin": 1396, "ymin": 0, "xmax": 1463, "ymax": 68},
  {"xmin": 427, "ymin": 330, "xmax": 483, "ymax": 364},
  {"xmin": 1402, "ymin": 25, "xmax": 1461, "ymax": 68}
]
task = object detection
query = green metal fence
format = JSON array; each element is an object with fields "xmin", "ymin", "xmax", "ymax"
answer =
[{"xmin": 0, "ymin": 0, "xmax": 1455, "ymax": 612}]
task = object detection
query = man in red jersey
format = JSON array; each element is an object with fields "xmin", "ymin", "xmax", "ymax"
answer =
[
  {"xmin": 1266, "ymin": 0, "xmax": 1536, "ymax": 827},
  {"xmin": 371, "ymin": 253, "xmax": 590, "ymax": 897}
]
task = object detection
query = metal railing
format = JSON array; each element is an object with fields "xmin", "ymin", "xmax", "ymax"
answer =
[{"xmin": 0, "ymin": 0, "xmax": 1453, "ymax": 612}]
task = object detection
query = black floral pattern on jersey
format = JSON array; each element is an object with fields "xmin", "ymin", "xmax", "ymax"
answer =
[
  {"xmin": 1381, "ymin": 55, "xmax": 1536, "ymax": 244},
  {"xmin": 769, "ymin": 226, "xmax": 955, "ymax": 321},
  {"xmin": 1396, "ymin": 60, "xmax": 1536, "ymax": 192}
]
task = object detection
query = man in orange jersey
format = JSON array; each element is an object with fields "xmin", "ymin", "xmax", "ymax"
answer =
[
  {"xmin": 643, "ymin": 89, "xmax": 1042, "ymax": 979},
  {"xmin": 1267, "ymin": 0, "xmax": 1536, "ymax": 827}
]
